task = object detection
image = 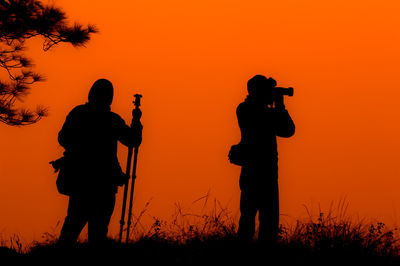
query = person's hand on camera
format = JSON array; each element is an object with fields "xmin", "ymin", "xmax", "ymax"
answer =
[{"xmin": 274, "ymin": 94, "xmax": 285, "ymax": 110}]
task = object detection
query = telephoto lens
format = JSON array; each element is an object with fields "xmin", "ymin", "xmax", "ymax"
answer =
[{"xmin": 275, "ymin": 87, "xmax": 294, "ymax": 97}]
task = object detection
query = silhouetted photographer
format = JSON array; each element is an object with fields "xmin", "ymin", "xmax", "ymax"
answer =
[
  {"xmin": 229, "ymin": 75, "xmax": 295, "ymax": 243},
  {"xmin": 53, "ymin": 79, "xmax": 142, "ymax": 247}
]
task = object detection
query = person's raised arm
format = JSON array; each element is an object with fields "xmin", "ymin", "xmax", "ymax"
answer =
[
  {"xmin": 273, "ymin": 94, "xmax": 295, "ymax": 138},
  {"xmin": 115, "ymin": 114, "xmax": 142, "ymax": 148}
]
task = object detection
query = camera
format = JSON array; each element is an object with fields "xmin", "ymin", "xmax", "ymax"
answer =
[
  {"xmin": 264, "ymin": 77, "xmax": 294, "ymax": 97},
  {"xmin": 274, "ymin": 87, "xmax": 294, "ymax": 97}
]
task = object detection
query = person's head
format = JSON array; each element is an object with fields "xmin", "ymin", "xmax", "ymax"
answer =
[
  {"xmin": 88, "ymin": 79, "xmax": 114, "ymax": 107},
  {"xmin": 247, "ymin": 75, "xmax": 276, "ymax": 104}
]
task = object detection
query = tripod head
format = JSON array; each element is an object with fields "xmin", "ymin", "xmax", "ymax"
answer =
[
  {"xmin": 132, "ymin": 94, "xmax": 142, "ymax": 121},
  {"xmin": 133, "ymin": 94, "xmax": 142, "ymax": 108}
]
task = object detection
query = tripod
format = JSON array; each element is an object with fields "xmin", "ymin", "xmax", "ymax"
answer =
[{"xmin": 119, "ymin": 94, "xmax": 142, "ymax": 243}]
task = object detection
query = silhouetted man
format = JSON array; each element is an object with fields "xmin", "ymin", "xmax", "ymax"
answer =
[
  {"xmin": 57, "ymin": 79, "xmax": 142, "ymax": 246},
  {"xmin": 236, "ymin": 75, "xmax": 295, "ymax": 243}
]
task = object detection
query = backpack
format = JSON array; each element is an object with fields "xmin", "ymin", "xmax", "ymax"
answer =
[
  {"xmin": 49, "ymin": 156, "xmax": 73, "ymax": 196},
  {"xmin": 228, "ymin": 142, "xmax": 247, "ymax": 166}
]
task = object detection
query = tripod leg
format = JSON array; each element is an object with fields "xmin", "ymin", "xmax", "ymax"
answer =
[
  {"xmin": 119, "ymin": 147, "xmax": 134, "ymax": 243},
  {"xmin": 126, "ymin": 147, "xmax": 139, "ymax": 243}
]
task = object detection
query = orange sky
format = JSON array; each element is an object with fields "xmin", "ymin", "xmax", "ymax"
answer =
[{"xmin": 1, "ymin": 0, "xmax": 400, "ymax": 245}]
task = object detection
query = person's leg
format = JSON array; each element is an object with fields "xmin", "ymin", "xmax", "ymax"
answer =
[
  {"xmin": 88, "ymin": 194, "xmax": 116, "ymax": 246},
  {"xmin": 238, "ymin": 189, "xmax": 258, "ymax": 242},
  {"xmin": 58, "ymin": 196, "xmax": 88, "ymax": 247},
  {"xmin": 258, "ymin": 179, "xmax": 279, "ymax": 244}
]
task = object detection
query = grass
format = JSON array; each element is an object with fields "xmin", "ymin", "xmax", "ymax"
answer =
[{"xmin": 2, "ymin": 198, "xmax": 400, "ymax": 265}]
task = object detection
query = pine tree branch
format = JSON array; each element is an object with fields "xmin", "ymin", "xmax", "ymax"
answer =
[{"xmin": 0, "ymin": 0, "xmax": 97, "ymax": 126}]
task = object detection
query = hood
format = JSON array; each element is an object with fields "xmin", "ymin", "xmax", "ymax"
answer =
[{"xmin": 88, "ymin": 79, "xmax": 114, "ymax": 107}]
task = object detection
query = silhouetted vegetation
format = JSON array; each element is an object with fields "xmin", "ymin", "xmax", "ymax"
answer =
[
  {"xmin": 1, "ymin": 200, "xmax": 400, "ymax": 265},
  {"xmin": 0, "ymin": 0, "xmax": 97, "ymax": 125}
]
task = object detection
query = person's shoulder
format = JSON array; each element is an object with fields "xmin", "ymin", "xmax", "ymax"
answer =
[
  {"xmin": 236, "ymin": 101, "xmax": 248, "ymax": 115},
  {"xmin": 67, "ymin": 104, "xmax": 88, "ymax": 117},
  {"xmin": 109, "ymin": 111, "xmax": 126, "ymax": 125},
  {"xmin": 237, "ymin": 101, "xmax": 247, "ymax": 109},
  {"xmin": 109, "ymin": 111, "xmax": 123, "ymax": 120},
  {"xmin": 71, "ymin": 104, "xmax": 87, "ymax": 112}
]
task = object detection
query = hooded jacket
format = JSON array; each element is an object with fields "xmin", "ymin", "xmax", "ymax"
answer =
[{"xmin": 58, "ymin": 79, "xmax": 141, "ymax": 195}]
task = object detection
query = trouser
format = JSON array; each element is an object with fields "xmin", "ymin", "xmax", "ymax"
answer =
[
  {"xmin": 238, "ymin": 178, "xmax": 279, "ymax": 243},
  {"xmin": 58, "ymin": 193, "xmax": 116, "ymax": 246}
]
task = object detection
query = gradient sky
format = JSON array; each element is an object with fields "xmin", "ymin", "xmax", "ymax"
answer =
[{"xmin": 1, "ymin": 0, "xmax": 400, "ymax": 244}]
